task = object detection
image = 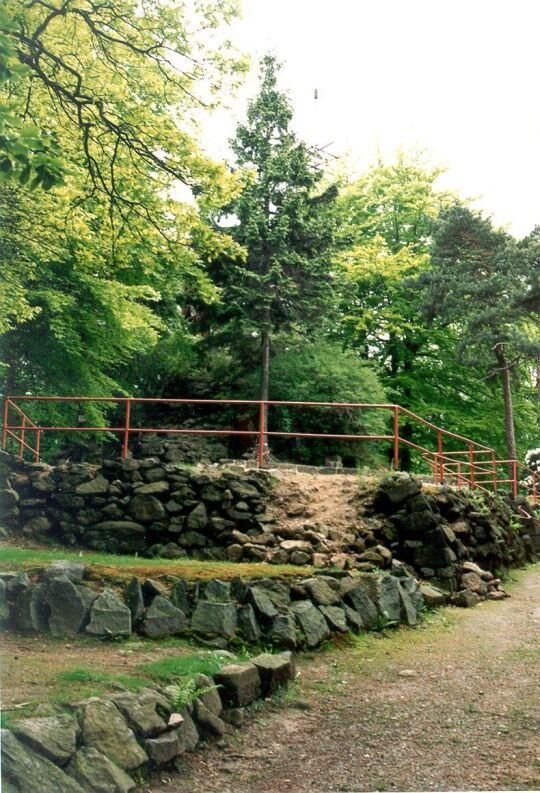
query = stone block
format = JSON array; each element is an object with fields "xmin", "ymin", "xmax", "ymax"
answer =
[
  {"xmin": 290, "ymin": 600, "xmax": 329, "ymax": 647},
  {"xmin": 86, "ymin": 588, "xmax": 131, "ymax": 638},
  {"xmin": 141, "ymin": 596, "xmax": 186, "ymax": 637},
  {"xmin": 12, "ymin": 713, "xmax": 78, "ymax": 765},
  {"xmin": 191, "ymin": 601, "xmax": 237, "ymax": 639},
  {"xmin": 214, "ymin": 663, "xmax": 261, "ymax": 707},
  {"xmin": 250, "ymin": 651, "xmax": 295, "ymax": 696},
  {"xmin": 66, "ymin": 747, "xmax": 136, "ymax": 793},
  {"xmin": 81, "ymin": 698, "xmax": 148, "ymax": 770}
]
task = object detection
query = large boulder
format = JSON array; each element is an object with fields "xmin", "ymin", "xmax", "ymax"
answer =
[
  {"xmin": 81, "ymin": 699, "xmax": 148, "ymax": 770},
  {"xmin": 144, "ymin": 729, "xmax": 183, "ymax": 766},
  {"xmin": 75, "ymin": 475, "xmax": 109, "ymax": 495},
  {"xmin": 47, "ymin": 577, "xmax": 97, "ymax": 636},
  {"xmin": 185, "ymin": 503, "xmax": 208, "ymax": 531},
  {"xmin": 140, "ymin": 596, "xmax": 186, "ymax": 638},
  {"xmin": 319, "ymin": 604, "xmax": 348, "ymax": 632},
  {"xmin": 290, "ymin": 600, "xmax": 329, "ymax": 647},
  {"xmin": 12, "ymin": 713, "xmax": 78, "ymax": 765},
  {"xmin": 191, "ymin": 601, "xmax": 237, "ymax": 639},
  {"xmin": 192, "ymin": 699, "xmax": 225, "ymax": 737},
  {"xmin": 238, "ymin": 604, "xmax": 261, "ymax": 643},
  {"xmin": 0, "ymin": 579, "xmax": 9, "ymax": 628},
  {"xmin": 419, "ymin": 583, "xmax": 448, "ymax": 607},
  {"xmin": 66, "ymin": 747, "xmax": 136, "ymax": 793},
  {"xmin": 1, "ymin": 728, "xmax": 84, "ymax": 793},
  {"xmin": 203, "ymin": 580, "xmax": 231, "ymax": 602},
  {"xmin": 248, "ymin": 587, "xmax": 278, "ymax": 620},
  {"xmin": 86, "ymin": 589, "xmax": 131, "ymax": 638}
]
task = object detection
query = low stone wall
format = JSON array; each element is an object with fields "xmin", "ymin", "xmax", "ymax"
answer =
[
  {"xmin": 2, "ymin": 651, "xmax": 295, "ymax": 792},
  {"xmin": 0, "ymin": 560, "xmax": 426, "ymax": 648},
  {"xmin": 1, "ymin": 453, "xmax": 536, "ymax": 597},
  {"xmin": 369, "ymin": 476, "xmax": 538, "ymax": 592}
]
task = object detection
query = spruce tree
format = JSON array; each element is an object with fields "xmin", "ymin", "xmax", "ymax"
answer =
[{"xmin": 211, "ymin": 54, "xmax": 338, "ymax": 445}]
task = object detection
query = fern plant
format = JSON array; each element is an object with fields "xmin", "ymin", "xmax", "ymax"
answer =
[{"xmin": 168, "ymin": 677, "xmax": 221, "ymax": 711}]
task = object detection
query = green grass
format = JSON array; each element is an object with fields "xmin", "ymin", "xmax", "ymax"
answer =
[
  {"xmin": 139, "ymin": 652, "xmax": 227, "ymax": 681},
  {"xmin": 0, "ymin": 545, "xmax": 312, "ymax": 581}
]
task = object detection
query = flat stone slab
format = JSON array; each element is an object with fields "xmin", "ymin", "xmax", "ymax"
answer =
[
  {"xmin": 12, "ymin": 713, "xmax": 79, "ymax": 765},
  {"xmin": 214, "ymin": 663, "xmax": 261, "ymax": 707}
]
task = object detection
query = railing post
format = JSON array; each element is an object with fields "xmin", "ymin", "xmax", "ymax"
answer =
[
  {"xmin": 258, "ymin": 401, "xmax": 266, "ymax": 469},
  {"xmin": 35, "ymin": 429, "xmax": 41, "ymax": 463},
  {"xmin": 512, "ymin": 460, "xmax": 518, "ymax": 498},
  {"xmin": 2, "ymin": 398, "xmax": 8, "ymax": 450},
  {"xmin": 19, "ymin": 414, "xmax": 26, "ymax": 460},
  {"xmin": 532, "ymin": 473, "xmax": 537, "ymax": 505},
  {"xmin": 437, "ymin": 430, "xmax": 444, "ymax": 483},
  {"xmin": 393, "ymin": 406, "xmax": 399, "ymax": 471},
  {"xmin": 491, "ymin": 451, "xmax": 497, "ymax": 492},
  {"xmin": 122, "ymin": 399, "xmax": 131, "ymax": 460},
  {"xmin": 469, "ymin": 443, "xmax": 475, "ymax": 490}
]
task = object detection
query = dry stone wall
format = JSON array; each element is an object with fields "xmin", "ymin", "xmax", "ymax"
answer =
[
  {"xmin": 0, "ymin": 560, "xmax": 425, "ymax": 648},
  {"xmin": 1, "ymin": 453, "xmax": 537, "ymax": 601},
  {"xmin": 2, "ymin": 651, "xmax": 296, "ymax": 792}
]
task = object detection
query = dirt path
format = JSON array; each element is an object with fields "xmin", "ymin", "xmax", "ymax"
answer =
[
  {"xmin": 146, "ymin": 565, "xmax": 540, "ymax": 793},
  {"xmin": 267, "ymin": 471, "xmax": 363, "ymax": 532}
]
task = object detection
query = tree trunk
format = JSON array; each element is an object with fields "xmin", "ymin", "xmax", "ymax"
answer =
[{"xmin": 494, "ymin": 344, "xmax": 517, "ymax": 461}]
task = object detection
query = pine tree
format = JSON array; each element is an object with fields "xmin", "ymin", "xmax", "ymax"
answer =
[
  {"xmin": 211, "ymin": 55, "xmax": 338, "ymax": 446},
  {"xmin": 421, "ymin": 204, "xmax": 540, "ymax": 460}
]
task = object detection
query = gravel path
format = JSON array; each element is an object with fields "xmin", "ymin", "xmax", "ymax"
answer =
[{"xmin": 145, "ymin": 565, "xmax": 540, "ymax": 793}]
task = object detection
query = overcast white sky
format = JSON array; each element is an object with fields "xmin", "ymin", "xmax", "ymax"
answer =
[{"xmin": 202, "ymin": 0, "xmax": 540, "ymax": 238}]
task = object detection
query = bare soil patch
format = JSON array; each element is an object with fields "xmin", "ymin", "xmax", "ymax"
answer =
[
  {"xmin": 266, "ymin": 470, "xmax": 375, "ymax": 534},
  {"xmin": 148, "ymin": 565, "xmax": 540, "ymax": 793}
]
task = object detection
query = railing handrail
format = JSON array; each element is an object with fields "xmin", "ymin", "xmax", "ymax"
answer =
[{"xmin": 1, "ymin": 394, "xmax": 536, "ymax": 504}]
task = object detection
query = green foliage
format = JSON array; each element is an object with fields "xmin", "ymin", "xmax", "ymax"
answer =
[
  {"xmin": 140, "ymin": 653, "xmax": 225, "ymax": 682},
  {"xmin": 201, "ymin": 54, "xmax": 339, "ymax": 408},
  {"xmin": 167, "ymin": 677, "xmax": 221, "ymax": 710}
]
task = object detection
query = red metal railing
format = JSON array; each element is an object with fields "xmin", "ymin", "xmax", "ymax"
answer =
[{"xmin": 1, "ymin": 395, "xmax": 537, "ymax": 504}]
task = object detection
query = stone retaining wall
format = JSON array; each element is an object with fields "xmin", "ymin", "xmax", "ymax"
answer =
[
  {"xmin": 1, "ymin": 453, "xmax": 537, "ymax": 594},
  {"xmin": 2, "ymin": 650, "xmax": 295, "ymax": 792},
  {"xmin": 0, "ymin": 560, "xmax": 426, "ymax": 648}
]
